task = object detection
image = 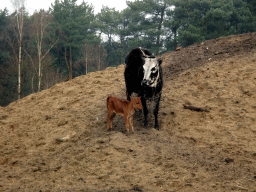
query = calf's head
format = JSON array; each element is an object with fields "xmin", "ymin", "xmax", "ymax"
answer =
[
  {"xmin": 141, "ymin": 58, "xmax": 162, "ymax": 87},
  {"xmin": 131, "ymin": 97, "xmax": 142, "ymax": 110}
]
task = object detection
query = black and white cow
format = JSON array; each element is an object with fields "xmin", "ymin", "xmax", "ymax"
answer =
[{"xmin": 124, "ymin": 47, "xmax": 163, "ymax": 129}]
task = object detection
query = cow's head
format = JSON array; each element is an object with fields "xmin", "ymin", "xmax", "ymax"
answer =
[{"xmin": 141, "ymin": 57, "xmax": 162, "ymax": 87}]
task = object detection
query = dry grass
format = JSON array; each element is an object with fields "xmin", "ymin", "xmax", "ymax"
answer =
[{"xmin": 1, "ymin": 32, "xmax": 256, "ymax": 191}]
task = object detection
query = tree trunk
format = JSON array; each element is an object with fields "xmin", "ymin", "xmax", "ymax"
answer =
[
  {"xmin": 38, "ymin": 58, "xmax": 42, "ymax": 91},
  {"xmin": 120, "ymin": 36, "xmax": 124, "ymax": 64},
  {"xmin": 11, "ymin": 0, "xmax": 25, "ymax": 100},
  {"xmin": 18, "ymin": 42, "xmax": 21, "ymax": 100},
  {"xmin": 69, "ymin": 46, "xmax": 72, "ymax": 80},
  {"xmin": 38, "ymin": 38, "xmax": 42, "ymax": 92},
  {"xmin": 64, "ymin": 46, "xmax": 73, "ymax": 80},
  {"xmin": 156, "ymin": 3, "xmax": 166, "ymax": 56},
  {"xmin": 64, "ymin": 47, "xmax": 69, "ymax": 79},
  {"xmin": 38, "ymin": 16, "xmax": 42, "ymax": 92},
  {"xmin": 31, "ymin": 73, "xmax": 35, "ymax": 93},
  {"xmin": 85, "ymin": 51, "xmax": 88, "ymax": 75},
  {"xmin": 17, "ymin": 6, "xmax": 24, "ymax": 100},
  {"xmin": 98, "ymin": 50, "xmax": 100, "ymax": 71},
  {"xmin": 174, "ymin": 30, "xmax": 177, "ymax": 50}
]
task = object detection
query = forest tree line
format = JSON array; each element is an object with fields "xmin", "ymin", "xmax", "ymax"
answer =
[{"xmin": 0, "ymin": 0, "xmax": 255, "ymax": 106}]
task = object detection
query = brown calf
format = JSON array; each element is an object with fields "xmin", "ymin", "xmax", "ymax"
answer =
[{"xmin": 106, "ymin": 96, "xmax": 142, "ymax": 132}]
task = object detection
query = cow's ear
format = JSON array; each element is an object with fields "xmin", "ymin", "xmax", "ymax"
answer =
[{"xmin": 157, "ymin": 58, "xmax": 162, "ymax": 65}]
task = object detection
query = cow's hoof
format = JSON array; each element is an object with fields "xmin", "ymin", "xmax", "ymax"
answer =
[{"xmin": 154, "ymin": 125, "xmax": 160, "ymax": 130}]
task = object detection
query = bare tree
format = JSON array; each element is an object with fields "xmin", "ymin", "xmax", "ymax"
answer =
[
  {"xmin": 28, "ymin": 10, "xmax": 58, "ymax": 92},
  {"xmin": 81, "ymin": 41, "xmax": 107, "ymax": 74},
  {"xmin": 64, "ymin": 46, "xmax": 73, "ymax": 80},
  {"xmin": 156, "ymin": 2, "xmax": 167, "ymax": 55},
  {"xmin": 10, "ymin": 0, "xmax": 25, "ymax": 100},
  {"xmin": 44, "ymin": 67, "xmax": 66, "ymax": 89},
  {"xmin": 83, "ymin": 42, "xmax": 89, "ymax": 75}
]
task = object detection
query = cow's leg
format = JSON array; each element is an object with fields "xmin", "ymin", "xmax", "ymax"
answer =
[
  {"xmin": 153, "ymin": 95, "xmax": 161, "ymax": 130},
  {"xmin": 126, "ymin": 89, "xmax": 132, "ymax": 101},
  {"xmin": 141, "ymin": 96, "xmax": 148, "ymax": 127}
]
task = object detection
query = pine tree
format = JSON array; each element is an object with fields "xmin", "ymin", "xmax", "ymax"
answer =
[
  {"xmin": 165, "ymin": 0, "xmax": 256, "ymax": 48},
  {"xmin": 95, "ymin": 6, "xmax": 121, "ymax": 66},
  {"xmin": 0, "ymin": 9, "xmax": 8, "ymax": 65},
  {"xmin": 0, "ymin": 9, "xmax": 9, "ymax": 106},
  {"xmin": 50, "ymin": 0, "xmax": 95, "ymax": 80},
  {"xmin": 126, "ymin": 0, "xmax": 173, "ymax": 55}
]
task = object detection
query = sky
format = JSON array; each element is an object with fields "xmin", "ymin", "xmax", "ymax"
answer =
[{"xmin": 0, "ymin": 0, "xmax": 129, "ymax": 15}]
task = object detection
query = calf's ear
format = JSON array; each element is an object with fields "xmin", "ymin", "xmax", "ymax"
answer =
[{"xmin": 157, "ymin": 58, "xmax": 162, "ymax": 65}]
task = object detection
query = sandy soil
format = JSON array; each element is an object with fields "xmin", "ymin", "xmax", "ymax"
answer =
[{"xmin": 1, "ymin": 32, "xmax": 256, "ymax": 192}]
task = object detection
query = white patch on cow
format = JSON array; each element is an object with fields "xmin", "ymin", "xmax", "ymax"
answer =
[
  {"xmin": 150, "ymin": 72, "xmax": 159, "ymax": 87},
  {"xmin": 142, "ymin": 58, "xmax": 159, "ymax": 87}
]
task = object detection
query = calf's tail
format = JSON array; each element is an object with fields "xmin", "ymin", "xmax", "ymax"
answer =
[{"xmin": 106, "ymin": 96, "xmax": 111, "ymax": 110}]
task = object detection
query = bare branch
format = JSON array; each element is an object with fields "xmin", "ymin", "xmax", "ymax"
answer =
[{"xmin": 40, "ymin": 38, "xmax": 59, "ymax": 62}]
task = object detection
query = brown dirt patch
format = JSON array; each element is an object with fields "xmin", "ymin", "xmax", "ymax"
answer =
[{"xmin": 1, "ymin": 32, "xmax": 256, "ymax": 191}]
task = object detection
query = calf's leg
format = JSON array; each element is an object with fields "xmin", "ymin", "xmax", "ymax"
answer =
[
  {"xmin": 129, "ymin": 115, "xmax": 134, "ymax": 132},
  {"xmin": 123, "ymin": 114, "xmax": 130, "ymax": 133},
  {"xmin": 107, "ymin": 111, "xmax": 116, "ymax": 130},
  {"xmin": 106, "ymin": 111, "xmax": 111, "ymax": 130},
  {"xmin": 110, "ymin": 113, "xmax": 116, "ymax": 129}
]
